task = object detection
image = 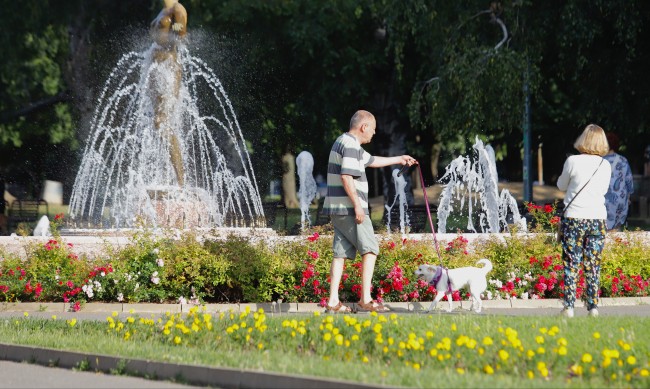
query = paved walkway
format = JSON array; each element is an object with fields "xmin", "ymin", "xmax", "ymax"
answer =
[{"xmin": 2, "ymin": 301, "xmax": 650, "ymax": 388}]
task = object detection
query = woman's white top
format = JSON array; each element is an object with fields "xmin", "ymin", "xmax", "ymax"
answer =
[{"xmin": 557, "ymin": 154, "xmax": 611, "ymax": 220}]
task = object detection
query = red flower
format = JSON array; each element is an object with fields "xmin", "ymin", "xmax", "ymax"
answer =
[
  {"xmin": 72, "ymin": 301, "xmax": 81, "ymax": 312},
  {"xmin": 307, "ymin": 232, "xmax": 320, "ymax": 242},
  {"xmin": 54, "ymin": 213, "xmax": 64, "ymax": 221},
  {"xmin": 550, "ymin": 216, "xmax": 561, "ymax": 225}
]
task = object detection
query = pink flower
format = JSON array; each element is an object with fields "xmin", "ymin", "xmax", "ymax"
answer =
[{"xmin": 72, "ymin": 301, "xmax": 81, "ymax": 312}]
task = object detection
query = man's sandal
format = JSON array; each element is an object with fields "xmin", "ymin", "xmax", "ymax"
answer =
[
  {"xmin": 325, "ymin": 302, "xmax": 353, "ymax": 314},
  {"xmin": 357, "ymin": 300, "xmax": 390, "ymax": 313}
]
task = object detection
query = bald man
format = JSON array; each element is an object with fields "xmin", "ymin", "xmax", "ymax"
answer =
[{"xmin": 323, "ymin": 110, "xmax": 417, "ymax": 313}]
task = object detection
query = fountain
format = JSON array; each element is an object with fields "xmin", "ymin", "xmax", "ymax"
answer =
[
  {"xmin": 296, "ymin": 151, "xmax": 317, "ymax": 229},
  {"xmin": 384, "ymin": 168, "xmax": 409, "ymax": 235},
  {"xmin": 436, "ymin": 137, "xmax": 527, "ymax": 234},
  {"xmin": 68, "ymin": 1, "xmax": 264, "ymax": 230}
]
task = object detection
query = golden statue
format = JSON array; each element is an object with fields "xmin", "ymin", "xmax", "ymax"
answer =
[{"xmin": 150, "ymin": 0, "xmax": 187, "ymax": 186}]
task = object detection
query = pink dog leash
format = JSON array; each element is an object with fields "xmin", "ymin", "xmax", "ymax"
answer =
[
  {"xmin": 400, "ymin": 163, "xmax": 452, "ymax": 293},
  {"xmin": 417, "ymin": 164, "xmax": 443, "ymax": 261}
]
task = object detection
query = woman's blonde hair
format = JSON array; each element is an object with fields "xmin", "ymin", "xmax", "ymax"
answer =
[{"xmin": 573, "ymin": 124, "xmax": 609, "ymax": 156}]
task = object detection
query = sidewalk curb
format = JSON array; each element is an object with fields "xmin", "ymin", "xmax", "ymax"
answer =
[
  {"xmin": 0, "ymin": 343, "xmax": 395, "ymax": 389},
  {"xmin": 2, "ymin": 297, "xmax": 649, "ymax": 313}
]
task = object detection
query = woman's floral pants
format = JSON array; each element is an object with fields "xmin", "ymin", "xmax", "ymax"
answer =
[{"xmin": 560, "ymin": 217, "xmax": 606, "ymax": 310}]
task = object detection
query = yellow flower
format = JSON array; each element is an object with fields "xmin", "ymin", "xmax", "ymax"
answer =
[
  {"xmin": 124, "ymin": 331, "xmax": 131, "ymax": 341},
  {"xmin": 335, "ymin": 334, "xmax": 344, "ymax": 346},
  {"xmin": 323, "ymin": 333, "xmax": 332, "ymax": 341},
  {"xmin": 258, "ymin": 343, "xmax": 264, "ymax": 350},
  {"xmin": 498, "ymin": 349, "xmax": 509, "ymax": 361},
  {"xmin": 593, "ymin": 331, "xmax": 600, "ymax": 339},
  {"xmin": 362, "ymin": 356, "xmax": 369, "ymax": 363},
  {"xmin": 413, "ymin": 363, "xmax": 421, "ymax": 371},
  {"xmin": 67, "ymin": 318, "xmax": 77, "ymax": 327},
  {"xmin": 569, "ymin": 364, "xmax": 583, "ymax": 376},
  {"xmin": 558, "ymin": 346, "xmax": 568, "ymax": 356},
  {"xmin": 429, "ymin": 349, "xmax": 438, "ymax": 357},
  {"xmin": 526, "ymin": 349, "xmax": 535, "ymax": 359},
  {"xmin": 51, "ymin": 315, "xmax": 57, "ymax": 320},
  {"xmin": 373, "ymin": 323, "xmax": 382, "ymax": 334},
  {"xmin": 174, "ymin": 336, "xmax": 181, "ymax": 344},
  {"xmin": 582, "ymin": 353, "xmax": 593, "ymax": 363},
  {"xmin": 313, "ymin": 311, "xmax": 321, "ymax": 317},
  {"xmin": 451, "ymin": 323, "xmax": 457, "ymax": 331},
  {"xmin": 482, "ymin": 336, "xmax": 493, "ymax": 346},
  {"xmin": 484, "ymin": 365, "xmax": 494, "ymax": 375},
  {"xmin": 535, "ymin": 336, "xmax": 545, "ymax": 344},
  {"xmin": 426, "ymin": 331, "xmax": 434, "ymax": 339},
  {"xmin": 112, "ymin": 311, "xmax": 118, "ymax": 317},
  {"xmin": 527, "ymin": 370, "xmax": 534, "ymax": 379},
  {"xmin": 127, "ymin": 317, "xmax": 135, "ymax": 324},
  {"xmin": 640, "ymin": 369, "xmax": 649, "ymax": 377},
  {"xmin": 23, "ymin": 312, "xmax": 28, "ymax": 317},
  {"xmin": 627, "ymin": 356, "xmax": 637, "ymax": 365},
  {"xmin": 456, "ymin": 367, "xmax": 464, "ymax": 374}
]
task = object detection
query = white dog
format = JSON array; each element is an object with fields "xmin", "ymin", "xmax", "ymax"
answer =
[{"xmin": 414, "ymin": 259, "xmax": 492, "ymax": 313}]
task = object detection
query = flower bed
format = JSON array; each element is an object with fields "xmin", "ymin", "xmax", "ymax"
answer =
[{"xmin": 1, "ymin": 214, "xmax": 650, "ymax": 310}]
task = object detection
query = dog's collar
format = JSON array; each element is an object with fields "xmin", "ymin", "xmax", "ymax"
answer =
[
  {"xmin": 429, "ymin": 266, "xmax": 453, "ymax": 294},
  {"xmin": 429, "ymin": 267, "xmax": 444, "ymax": 286}
]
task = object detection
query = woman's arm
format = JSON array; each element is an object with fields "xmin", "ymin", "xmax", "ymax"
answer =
[{"xmin": 557, "ymin": 158, "xmax": 571, "ymax": 191}]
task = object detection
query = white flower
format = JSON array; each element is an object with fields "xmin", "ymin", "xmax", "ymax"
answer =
[
  {"xmin": 117, "ymin": 293, "xmax": 124, "ymax": 302},
  {"xmin": 156, "ymin": 258, "xmax": 164, "ymax": 267},
  {"xmin": 486, "ymin": 290, "xmax": 493, "ymax": 300},
  {"xmin": 489, "ymin": 279, "xmax": 503, "ymax": 288},
  {"xmin": 521, "ymin": 292, "xmax": 529, "ymax": 300},
  {"xmin": 178, "ymin": 296, "xmax": 187, "ymax": 305},
  {"xmin": 100, "ymin": 272, "xmax": 106, "ymax": 277},
  {"xmin": 153, "ymin": 248, "xmax": 160, "ymax": 255},
  {"xmin": 135, "ymin": 282, "xmax": 139, "ymax": 291},
  {"xmin": 55, "ymin": 275, "xmax": 60, "ymax": 280},
  {"xmin": 151, "ymin": 271, "xmax": 160, "ymax": 285}
]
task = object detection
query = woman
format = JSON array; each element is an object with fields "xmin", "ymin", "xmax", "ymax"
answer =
[
  {"xmin": 603, "ymin": 132, "xmax": 634, "ymax": 231},
  {"xmin": 556, "ymin": 124, "xmax": 611, "ymax": 318}
]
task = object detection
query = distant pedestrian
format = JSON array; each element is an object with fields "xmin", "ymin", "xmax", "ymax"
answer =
[
  {"xmin": 603, "ymin": 132, "xmax": 634, "ymax": 231},
  {"xmin": 323, "ymin": 110, "xmax": 417, "ymax": 313},
  {"xmin": 556, "ymin": 124, "xmax": 611, "ymax": 318}
]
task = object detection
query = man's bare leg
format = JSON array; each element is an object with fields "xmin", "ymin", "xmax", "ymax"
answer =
[
  {"xmin": 327, "ymin": 257, "xmax": 345, "ymax": 307},
  {"xmin": 361, "ymin": 252, "xmax": 377, "ymax": 304}
]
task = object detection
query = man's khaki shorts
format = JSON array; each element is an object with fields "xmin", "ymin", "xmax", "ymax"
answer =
[{"xmin": 331, "ymin": 215, "xmax": 379, "ymax": 259}]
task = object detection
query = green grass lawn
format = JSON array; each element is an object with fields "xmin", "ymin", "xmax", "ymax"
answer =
[{"xmin": 3, "ymin": 310, "xmax": 649, "ymax": 388}]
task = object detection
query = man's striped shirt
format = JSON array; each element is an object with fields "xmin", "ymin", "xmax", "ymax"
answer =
[{"xmin": 323, "ymin": 133, "xmax": 375, "ymax": 215}]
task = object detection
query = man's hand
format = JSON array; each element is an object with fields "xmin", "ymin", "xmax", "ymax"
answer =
[{"xmin": 354, "ymin": 205, "xmax": 365, "ymax": 224}]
